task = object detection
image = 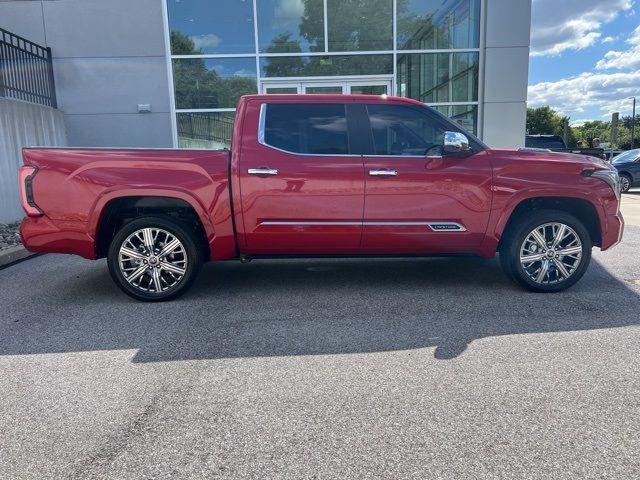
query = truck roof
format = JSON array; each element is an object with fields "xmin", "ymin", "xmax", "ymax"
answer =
[{"xmin": 240, "ymin": 94, "xmax": 427, "ymax": 107}]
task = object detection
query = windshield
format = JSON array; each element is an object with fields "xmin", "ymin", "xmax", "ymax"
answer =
[
  {"xmin": 612, "ymin": 149, "xmax": 640, "ymax": 164},
  {"xmin": 525, "ymin": 136, "xmax": 566, "ymax": 149}
]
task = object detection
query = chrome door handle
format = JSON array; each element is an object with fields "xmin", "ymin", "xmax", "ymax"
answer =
[
  {"xmin": 368, "ymin": 169, "xmax": 398, "ymax": 176},
  {"xmin": 248, "ymin": 168, "xmax": 278, "ymax": 175}
]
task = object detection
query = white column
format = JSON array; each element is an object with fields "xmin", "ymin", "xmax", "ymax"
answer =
[{"xmin": 480, "ymin": 0, "xmax": 531, "ymax": 148}]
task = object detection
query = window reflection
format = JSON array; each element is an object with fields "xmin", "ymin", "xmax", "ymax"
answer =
[
  {"xmin": 397, "ymin": 52, "xmax": 478, "ymax": 103},
  {"xmin": 168, "ymin": 0, "xmax": 255, "ymax": 54},
  {"xmin": 257, "ymin": 0, "xmax": 325, "ymax": 53},
  {"xmin": 173, "ymin": 58, "xmax": 257, "ymax": 109},
  {"xmin": 368, "ymin": 104, "xmax": 447, "ymax": 156},
  {"xmin": 177, "ymin": 112, "xmax": 235, "ymax": 149},
  {"xmin": 261, "ymin": 55, "xmax": 392, "ymax": 77},
  {"xmin": 327, "ymin": 0, "xmax": 393, "ymax": 51},
  {"xmin": 397, "ymin": 0, "xmax": 480, "ymax": 50},
  {"xmin": 264, "ymin": 103, "xmax": 349, "ymax": 155}
]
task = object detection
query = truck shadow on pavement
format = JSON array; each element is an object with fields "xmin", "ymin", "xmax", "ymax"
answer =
[{"xmin": 1, "ymin": 239, "xmax": 639, "ymax": 362}]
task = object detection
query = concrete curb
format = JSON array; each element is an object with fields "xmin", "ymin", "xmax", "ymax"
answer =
[{"xmin": 0, "ymin": 245, "xmax": 37, "ymax": 269}]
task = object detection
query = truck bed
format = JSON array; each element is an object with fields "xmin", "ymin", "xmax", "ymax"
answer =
[{"xmin": 21, "ymin": 147, "xmax": 235, "ymax": 260}]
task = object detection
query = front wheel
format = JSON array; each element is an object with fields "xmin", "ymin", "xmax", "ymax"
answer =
[
  {"xmin": 107, "ymin": 217, "xmax": 202, "ymax": 301},
  {"xmin": 620, "ymin": 174, "xmax": 632, "ymax": 193},
  {"xmin": 500, "ymin": 210, "xmax": 592, "ymax": 292}
]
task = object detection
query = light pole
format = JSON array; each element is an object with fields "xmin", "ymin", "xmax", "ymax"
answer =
[{"xmin": 630, "ymin": 96, "xmax": 637, "ymax": 148}]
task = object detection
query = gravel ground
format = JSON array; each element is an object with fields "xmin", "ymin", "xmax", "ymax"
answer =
[{"xmin": 0, "ymin": 221, "xmax": 21, "ymax": 250}]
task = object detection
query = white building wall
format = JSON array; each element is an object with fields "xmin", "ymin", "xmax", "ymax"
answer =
[
  {"xmin": 0, "ymin": 0, "xmax": 173, "ymax": 148},
  {"xmin": 0, "ymin": 98, "xmax": 67, "ymax": 223},
  {"xmin": 481, "ymin": 0, "xmax": 531, "ymax": 148}
]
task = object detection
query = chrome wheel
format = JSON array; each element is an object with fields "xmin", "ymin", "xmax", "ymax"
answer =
[
  {"xmin": 118, "ymin": 227, "xmax": 188, "ymax": 293},
  {"xmin": 519, "ymin": 222, "xmax": 582, "ymax": 285},
  {"xmin": 620, "ymin": 175, "xmax": 631, "ymax": 192}
]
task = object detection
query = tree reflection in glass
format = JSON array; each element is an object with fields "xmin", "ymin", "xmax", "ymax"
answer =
[{"xmin": 172, "ymin": 33, "xmax": 257, "ymax": 109}]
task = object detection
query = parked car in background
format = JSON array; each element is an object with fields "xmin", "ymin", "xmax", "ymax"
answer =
[
  {"xmin": 525, "ymin": 135, "xmax": 606, "ymax": 160},
  {"xmin": 19, "ymin": 95, "xmax": 623, "ymax": 301},
  {"xmin": 612, "ymin": 148, "xmax": 640, "ymax": 192}
]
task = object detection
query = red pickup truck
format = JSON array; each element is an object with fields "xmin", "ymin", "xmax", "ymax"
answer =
[{"xmin": 19, "ymin": 95, "xmax": 623, "ymax": 301}]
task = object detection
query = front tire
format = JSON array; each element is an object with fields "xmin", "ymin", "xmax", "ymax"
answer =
[
  {"xmin": 620, "ymin": 173, "xmax": 632, "ymax": 193},
  {"xmin": 500, "ymin": 210, "xmax": 592, "ymax": 292},
  {"xmin": 107, "ymin": 217, "xmax": 202, "ymax": 301}
]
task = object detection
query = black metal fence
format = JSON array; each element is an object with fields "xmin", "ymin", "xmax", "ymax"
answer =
[
  {"xmin": 177, "ymin": 112, "xmax": 234, "ymax": 146},
  {"xmin": 0, "ymin": 28, "xmax": 57, "ymax": 108}
]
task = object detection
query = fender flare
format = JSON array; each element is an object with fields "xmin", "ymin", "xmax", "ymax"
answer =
[
  {"xmin": 479, "ymin": 187, "xmax": 607, "ymax": 257},
  {"xmin": 88, "ymin": 187, "xmax": 216, "ymax": 244}
]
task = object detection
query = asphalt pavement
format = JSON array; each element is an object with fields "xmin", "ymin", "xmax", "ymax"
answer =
[{"xmin": 1, "ymin": 198, "xmax": 639, "ymax": 479}]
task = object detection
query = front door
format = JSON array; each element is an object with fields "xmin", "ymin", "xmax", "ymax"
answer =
[
  {"xmin": 237, "ymin": 99, "xmax": 366, "ymax": 254},
  {"xmin": 360, "ymin": 102, "xmax": 493, "ymax": 254}
]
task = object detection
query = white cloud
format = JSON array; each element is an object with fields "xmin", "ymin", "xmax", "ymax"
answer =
[
  {"xmin": 190, "ymin": 33, "xmax": 221, "ymax": 51},
  {"xmin": 530, "ymin": 0, "xmax": 633, "ymax": 56},
  {"xmin": 528, "ymin": 71, "xmax": 640, "ymax": 117},
  {"xmin": 602, "ymin": 36, "xmax": 616, "ymax": 43},
  {"xmin": 596, "ymin": 25, "xmax": 640, "ymax": 70},
  {"xmin": 569, "ymin": 119, "xmax": 596, "ymax": 127},
  {"xmin": 274, "ymin": 0, "xmax": 304, "ymax": 28}
]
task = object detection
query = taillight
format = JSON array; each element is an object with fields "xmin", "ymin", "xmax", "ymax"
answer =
[{"xmin": 19, "ymin": 166, "xmax": 43, "ymax": 217}]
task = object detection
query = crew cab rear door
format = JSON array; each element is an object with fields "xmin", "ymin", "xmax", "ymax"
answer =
[
  {"xmin": 360, "ymin": 102, "xmax": 492, "ymax": 254},
  {"xmin": 236, "ymin": 100, "xmax": 365, "ymax": 254}
]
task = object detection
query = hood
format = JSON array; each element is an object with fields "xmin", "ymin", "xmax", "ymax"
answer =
[{"xmin": 487, "ymin": 148, "xmax": 612, "ymax": 171}]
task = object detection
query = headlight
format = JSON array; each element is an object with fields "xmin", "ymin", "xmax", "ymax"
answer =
[{"xmin": 583, "ymin": 168, "xmax": 621, "ymax": 200}]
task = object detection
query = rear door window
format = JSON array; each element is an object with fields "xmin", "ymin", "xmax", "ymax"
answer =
[{"xmin": 263, "ymin": 103, "xmax": 349, "ymax": 155}]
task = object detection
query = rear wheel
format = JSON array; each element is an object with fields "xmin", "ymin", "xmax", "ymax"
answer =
[
  {"xmin": 620, "ymin": 173, "xmax": 632, "ymax": 193},
  {"xmin": 107, "ymin": 217, "xmax": 201, "ymax": 301},
  {"xmin": 500, "ymin": 210, "xmax": 592, "ymax": 292}
]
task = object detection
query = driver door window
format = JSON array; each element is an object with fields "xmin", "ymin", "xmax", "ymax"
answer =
[{"xmin": 367, "ymin": 104, "xmax": 446, "ymax": 157}]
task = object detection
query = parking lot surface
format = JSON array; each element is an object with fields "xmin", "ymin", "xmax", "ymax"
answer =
[{"xmin": 1, "ymin": 196, "xmax": 639, "ymax": 479}]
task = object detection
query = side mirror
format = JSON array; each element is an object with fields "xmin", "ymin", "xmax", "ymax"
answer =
[{"xmin": 443, "ymin": 131, "xmax": 470, "ymax": 154}]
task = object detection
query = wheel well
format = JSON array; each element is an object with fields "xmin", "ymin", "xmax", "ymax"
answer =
[
  {"xmin": 498, "ymin": 197, "xmax": 601, "ymax": 251},
  {"xmin": 95, "ymin": 196, "xmax": 210, "ymax": 260}
]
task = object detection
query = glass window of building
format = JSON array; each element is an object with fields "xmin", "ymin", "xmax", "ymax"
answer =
[
  {"xmin": 397, "ymin": 52, "xmax": 478, "ymax": 103},
  {"xmin": 168, "ymin": 0, "xmax": 255, "ymax": 54},
  {"xmin": 264, "ymin": 104, "xmax": 349, "ymax": 155},
  {"xmin": 173, "ymin": 58, "xmax": 257, "ymax": 109},
  {"xmin": 327, "ymin": 0, "xmax": 393, "ymax": 51},
  {"xmin": 257, "ymin": 0, "xmax": 325, "ymax": 53},
  {"xmin": 397, "ymin": 0, "xmax": 480, "ymax": 50},
  {"xmin": 167, "ymin": 0, "xmax": 483, "ymax": 147},
  {"xmin": 260, "ymin": 54, "xmax": 393, "ymax": 77},
  {"xmin": 434, "ymin": 105, "xmax": 478, "ymax": 135},
  {"xmin": 177, "ymin": 112, "xmax": 235, "ymax": 149}
]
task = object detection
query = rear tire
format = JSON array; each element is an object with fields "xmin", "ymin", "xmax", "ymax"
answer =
[
  {"xmin": 500, "ymin": 210, "xmax": 592, "ymax": 292},
  {"xmin": 107, "ymin": 216, "xmax": 202, "ymax": 301}
]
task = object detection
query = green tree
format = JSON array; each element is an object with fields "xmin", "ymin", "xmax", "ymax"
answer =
[
  {"xmin": 526, "ymin": 106, "xmax": 578, "ymax": 146},
  {"xmin": 170, "ymin": 31, "xmax": 203, "ymax": 55}
]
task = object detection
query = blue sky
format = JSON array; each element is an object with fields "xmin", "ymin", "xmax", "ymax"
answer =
[{"xmin": 528, "ymin": 0, "xmax": 640, "ymax": 125}]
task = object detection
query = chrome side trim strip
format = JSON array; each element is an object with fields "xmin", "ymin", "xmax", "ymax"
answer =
[
  {"xmin": 261, "ymin": 221, "xmax": 362, "ymax": 226},
  {"xmin": 259, "ymin": 221, "xmax": 467, "ymax": 231}
]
